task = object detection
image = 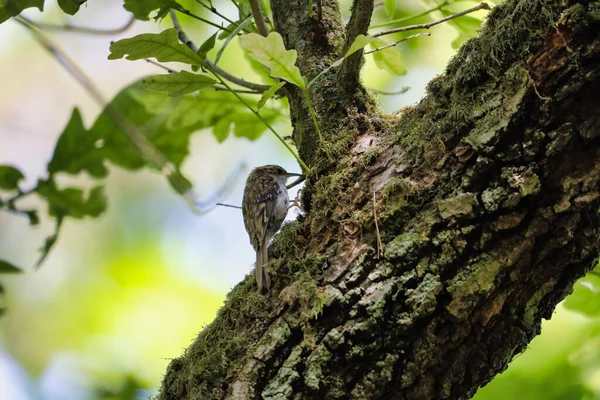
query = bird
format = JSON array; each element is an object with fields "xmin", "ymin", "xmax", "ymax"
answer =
[{"xmin": 242, "ymin": 165, "xmax": 302, "ymax": 293}]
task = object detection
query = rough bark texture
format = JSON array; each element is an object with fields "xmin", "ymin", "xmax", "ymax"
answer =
[{"xmin": 158, "ymin": 0, "xmax": 600, "ymax": 399}]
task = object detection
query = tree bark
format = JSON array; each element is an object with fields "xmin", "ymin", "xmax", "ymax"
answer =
[{"xmin": 158, "ymin": 0, "xmax": 600, "ymax": 399}]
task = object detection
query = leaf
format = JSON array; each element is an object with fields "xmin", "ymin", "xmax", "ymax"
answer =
[
  {"xmin": 123, "ymin": 0, "xmax": 182, "ymax": 21},
  {"xmin": 564, "ymin": 270, "xmax": 600, "ymax": 317},
  {"xmin": 0, "ymin": 165, "xmax": 24, "ymax": 190},
  {"xmin": 198, "ymin": 32, "xmax": 218, "ymax": 60},
  {"xmin": 233, "ymin": 108, "xmax": 279, "ymax": 141},
  {"xmin": 90, "ymin": 83, "xmax": 197, "ymax": 170},
  {"xmin": 48, "ymin": 108, "xmax": 108, "ymax": 178},
  {"xmin": 345, "ymin": 34, "xmax": 376, "ymax": 57},
  {"xmin": 213, "ymin": 118, "xmax": 232, "ymax": 143},
  {"xmin": 239, "ymin": 32, "xmax": 305, "ymax": 89},
  {"xmin": 57, "ymin": 0, "xmax": 86, "ymax": 15},
  {"xmin": 257, "ymin": 82, "xmax": 286, "ymax": 110},
  {"xmin": 370, "ymin": 38, "xmax": 407, "ymax": 76},
  {"xmin": 0, "ymin": 260, "xmax": 23, "ymax": 274},
  {"xmin": 108, "ymin": 28, "xmax": 205, "ymax": 65},
  {"xmin": 25, "ymin": 210, "xmax": 39, "ymax": 225},
  {"xmin": 140, "ymin": 71, "xmax": 216, "ymax": 97},
  {"xmin": 37, "ymin": 180, "xmax": 107, "ymax": 219},
  {"xmin": 0, "ymin": 0, "xmax": 44, "ymax": 25},
  {"xmin": 215, "ymin": 16, "xmax": 253, "ymax": 65},
  {"xmin": 448, "ymin": 16, "xmax": 482, "ymax": 49},
  {"xmin": 384, "ymin": 0, "xmax": 396, "ymax": 18},
  {"xmin": 165, "ymin": 90, "xmax": 281, "ymax": 142},
  {"xmin": 218, "ymin": 18, "xmax": 249, "ymax": 40}
]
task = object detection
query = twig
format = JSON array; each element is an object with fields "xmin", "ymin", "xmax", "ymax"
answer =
[
  {"xmin": 35, "ymin": 214, "xmax": 63, "ymax": 269},
  {"xmin": 6, "ymin": 187, "xmax": 36, "ymax": 205},
  {"xmin": 364, "ymin": 32, "xmax": 430, "ymax": 54},
  {"xmin": 212, "ymin": 85, "xmax": 261, "ymax": 94},
  {"xmin": 169, "ymin": 10, "xmax": 270, "ymax": 93},
  {"xmin": 370, "ymin": 1, "xmax": 450, "ymax": 29},
  {"xmin": 195, "ymin": 0, "xmax": 241, "ymax": 29},
  {"xmin": 372, "ymin": 3, "xmax": 490, "ymax": 38},
  {"xmin": 19, "ymin": 15, "xmax": 135, "ymax": 35},
  {"xmin": 145, "ymin": 59, "xmax": 177, "ymax": 73},
  {"xmin": 373, "ymin": 191, "xmax": 383, "ymax": 258},
  {"xmin": 369, "ymin": 86, "xmax": 410, "ymax": 95},
  {"xmin": 172, "ymin": 7, "xmax": 234, "ymax": 33},
  {"xmin": 216, "ymin": 203, "xmax": 242, "ymax": 209},
  {"xmin": 339, "ymin": 0, "xmax": 374, "ymax": 91},
  {"xmin": 205, "ymin": 65, "xmax": 309, "ymax": 171},
  {"xmin": 249, "ymin": 0, "xmax": 269, "ymax": 36},
  {"xmin": 14, "ymin": 17, "xmax": 199, "ymax": 211}
]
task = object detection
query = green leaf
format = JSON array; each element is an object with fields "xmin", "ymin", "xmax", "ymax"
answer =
[
  {"xmin": 215, "ymin": 16, "xmax": 253, "ymax": 65},
  {"xmin": 212, "ymin": 118, "xmax": 232, "ymax": 143},
  {"xmin": 233, "ymin": 108, "xmax": 279, "ymax": 141},
  {"xmin": 345, "ymin": 34, "xmax": 376, "ymax": 57},
  {"xmin": 218, "ymin": 18, "xmax": 250, "ymax": 40},
  {"xmin": 198, "ymin": 32, "xmax": 218, "ymax": 60},
  {"xmin": 384, "ymin": 0, "xmax": 396, "ymax": 18},
  {"xmin": 140, "ymin": 71, "xmax": 216, "ymax": 97},
  {"xmin": 0, "ymin": 0, "xmax": 43, "ymax": 25},
  {"xmin": 37, "ymin": 181, "xmax": 107, "ymax": 219},
  {"xmin": 25, "ymin": 210, "xmax": 39, "ymax": 225},
  {"xmin": 370, "ymin": 38, "xmax": 407, "ymax": 76},
  {"xmin": 257, "ymin": 82, "xmax": 285, "ymax": 110},
  {"xmin": 57, "ymin": 0, "xmax": 86, "ymax": 15},
  {"xmin": 0, "ymin": 260, "xmax": 23, "ymax": 274},
  {"xmin": 239, "ymin": 32, "xmax": 305, "ymax": 89},
  {"xmin": 90, "ymin": 83, "xmax": 197, "ymax": 170},
  {"xmin": 167, "ymin": 171, "xmax": 193, "ymax": 195},
  {"xmin": 108, "ymin": 28, "xmax": 205, "ymax": 65},
  {"xmin": 36, "ymin": 230, "xmax": 59, "ymax": 268},
  {"xmin": 0, "ymin": 165, "xmax": 24, "ymax": 190},
  {"xmin": 48, "ymin": 108, "xmax": 108, "ymax": 178},
  {"xmin": 564, "ymin": 271, "xmax": 600, "ymax": 317},
  {"xmin": 448, "ymin": 16, "xmax": 482, "ymax": 49},
  {"xmin": 164, "ymin": 90, "xmax": 281, "ymax": 142},
  {"xmin": 123, "ymin": 0, "xmax": 182, "ymax": 21}
]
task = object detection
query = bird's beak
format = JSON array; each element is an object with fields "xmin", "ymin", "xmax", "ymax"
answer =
[{"xmin": 286, "ymin": 173, "xmax": 305, "ymax": 189}]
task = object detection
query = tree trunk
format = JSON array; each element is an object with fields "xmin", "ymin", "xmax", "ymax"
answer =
[{"xmin": 158, "ymin": 0, "xmax": 600, "ymax": 399}]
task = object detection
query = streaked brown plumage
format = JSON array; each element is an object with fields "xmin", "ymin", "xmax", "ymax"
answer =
[{"xmin": 242, "ymin": 165, "xmax": 300, "ymax": 293}]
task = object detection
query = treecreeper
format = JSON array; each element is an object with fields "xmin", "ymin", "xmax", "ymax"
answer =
[{"xmin": 242, "ymin": 165, "xmax": 301, "ymax": 293}]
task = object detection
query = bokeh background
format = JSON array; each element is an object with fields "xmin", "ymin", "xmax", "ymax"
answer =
[{"xmin": 1, "ymin": 1, "xmax": 599, "ymax": 399}]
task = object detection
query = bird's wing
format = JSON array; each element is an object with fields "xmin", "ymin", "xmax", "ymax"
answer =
[{"xmin": 242, "ymin": 173, "xmax": 280, "ymax": 249}]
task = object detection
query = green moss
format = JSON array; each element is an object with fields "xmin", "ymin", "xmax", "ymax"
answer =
[
  {"xmin": 394, "ymin": 0, "xmax": 562, "ymax": 161},
  {"xmin": 361, "ymin": 148, "xmax": 380, "ymax": 166}
]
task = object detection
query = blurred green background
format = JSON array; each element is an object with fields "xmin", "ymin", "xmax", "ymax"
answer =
[{"xmin": 1, "ymin": 0, "xmax": 599, "ymax": 399}]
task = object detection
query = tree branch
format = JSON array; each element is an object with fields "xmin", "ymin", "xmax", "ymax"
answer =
[
  {"xmin": 168, "ymin": 10, "xmax": 270, "ymax": 92},
  {"xmin": 158, "ymin": 1, "xmax": 600, "ymax": 399},
  {"xmin": 338, "ymin": 0, "xmax": 374, "ymax": 92},
  {"xmin": 249, "ymin": 0, "xmax": 269, "ymax": 36},
  {"xmin": 371, "ymin": 2, "xmax": 490, "ymax": 38}
]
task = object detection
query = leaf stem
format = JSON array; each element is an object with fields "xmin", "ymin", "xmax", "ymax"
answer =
[
  {"xmin": 364, "ymin": 32, "xmax": 430, "ymax": 54},
  {"xmin": 18, "ymin": 15, "xmax": 135, "ymax": 35},
  {"xmin": 169, "ymin": 10, "xmax": 270, "ymax": 92},
  {"xmin": 371, "ymin": 2, "xmax": 490, "ymax": 38},
  {"xmin": 369, "ymin": 1, "xmax": 449, "ymax": 29},
  {"xmin": 303, "ymin": 89, "xmax": 333, "ymax": 163},
  {"xmin": 206, "ymin": 66, "xmax": 309, "ymax": 171}
]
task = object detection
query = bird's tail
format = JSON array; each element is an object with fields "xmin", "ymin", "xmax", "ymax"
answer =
[{"xmin": 256, "ymin": 246, "xmax": 271, "ymax": 293}]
